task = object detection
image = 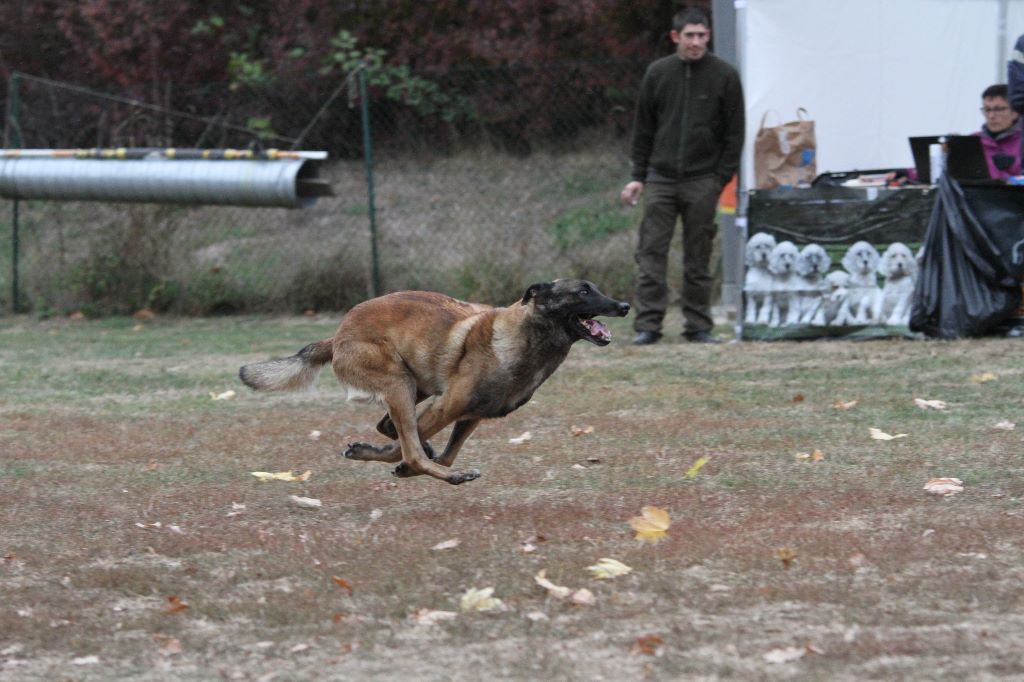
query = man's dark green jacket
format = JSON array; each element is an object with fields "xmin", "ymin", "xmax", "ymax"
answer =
[{"xmin": 629, "ymin": 52, "xmax": 745, "ymax": 185}]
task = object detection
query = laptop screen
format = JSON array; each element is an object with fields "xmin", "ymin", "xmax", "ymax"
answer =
[{"xmin": 908, "ymin": 135, "xmax": 992, "ymax": 183}]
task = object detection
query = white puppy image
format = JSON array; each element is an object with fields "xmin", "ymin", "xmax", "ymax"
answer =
[
  {"xmin": 839, "ymin": 241, "xmax": 881, "ymax": 324},
  {"xmin": 821, "ymin": 271, "xmax": 852, "ymax": 326},
  {"xmin": 767, "ymin": 240, "xmax": 802, "ymax": 327},
  {"xmin": 795, "ymin": 243, "xmax": 831, "ymax": 325},
  {"xmin": 744, "ymin": 232, "xmax": 777, "ymax": 325},
  {"xmin": 872, "ymin": 242, "xmax": 918, "ymax": 326}
]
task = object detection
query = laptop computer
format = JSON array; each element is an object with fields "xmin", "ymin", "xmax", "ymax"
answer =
[{"xmin": 909, "ymin": 135, "xmax": 992, "ymax": 184}]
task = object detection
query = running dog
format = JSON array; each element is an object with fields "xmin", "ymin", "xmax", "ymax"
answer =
[{"xmin": 239, "ymin": 279, "xmax": 629, "ymax": 485}]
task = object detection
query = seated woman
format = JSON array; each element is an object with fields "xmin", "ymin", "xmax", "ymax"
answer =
[{"xmin": 973, "ymin": 83, "xmax": 1022, "ymax": 180}]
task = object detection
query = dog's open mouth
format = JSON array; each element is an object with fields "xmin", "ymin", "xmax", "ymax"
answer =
[{"xmin": 574, "ymin": 315, "xmax": 612, "ymax": 345}]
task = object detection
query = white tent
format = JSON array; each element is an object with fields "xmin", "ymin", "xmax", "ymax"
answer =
[{"xmin": 736, "ymin": 0, "xmax": 1024, "ymax": 183}]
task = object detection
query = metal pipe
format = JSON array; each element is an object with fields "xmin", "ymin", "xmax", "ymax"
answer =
[
  {"xmin": 0, "ymin": 157, "xmax": 328, "ymax": 208},
  {"xmin": 0, "ymin": 148, "xmax": 328, "ymax": 160}
]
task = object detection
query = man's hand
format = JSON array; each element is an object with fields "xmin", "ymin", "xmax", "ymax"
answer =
[{"xmin": 621, "ymin": 181, "xmax": 644, "ymax": 206}]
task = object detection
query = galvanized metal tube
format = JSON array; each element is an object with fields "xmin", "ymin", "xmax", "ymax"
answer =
[{"xmin": 0, "ymin": 158, "xmax": 322, "ymax": 208}]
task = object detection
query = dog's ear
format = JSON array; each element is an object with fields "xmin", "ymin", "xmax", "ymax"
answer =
[{"xmin": 521, "ymin": 282, "xmax": 553, "ymax": 305}]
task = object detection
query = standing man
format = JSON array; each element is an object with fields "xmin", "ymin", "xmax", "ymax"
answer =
[
  {"xmin": 622, "ymin": 7, "xmax": 745, "ymax": 345},
  {"xmin": 1008, "ymin": 34, "xmax": 1024, "ymax": 114}
]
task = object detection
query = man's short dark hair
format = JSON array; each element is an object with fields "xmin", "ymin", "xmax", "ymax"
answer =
[
  {"xmin": 673, "ymin": 7, "xmax": 710, "ymax": 31},
  {"xmin": 983, "ymin": 83, "xmax": 1009, "ymax": 100}
]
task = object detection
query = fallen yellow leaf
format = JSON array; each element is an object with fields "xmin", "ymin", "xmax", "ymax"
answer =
[
  {"xmin": 250, "ymin": 470, "xmax": 312, "ymax": 482},
  {"xmin": 685, "ymin": 456, "xmax": 709, "ymax": 479},
  {"xmin": 586, "ymin": 558, "xmax": 633, "ymax": 579},
  {"xmin": 914, "ymin": 398, "xmax": 948, "ymax": 410},
  {"xmin": 459, "ymin": 587, "xmax": 502, "ymax": 612},
  {"xmin": 570, "ymin": 425, "xmax": 595, "ymax": 436},
  {"xmin": 210, "ymin": 389, "xmax": 236, "ymax": 401},
  {"xmin": 774, "ymin": 546, "xmax": 797, "ymax": 569},
  {"xmin": 832, "ymin": 399, "xmax": 859, "ymax": 410},
  {"xmin": 629, "ymin": 506, "xmax": 670, "ymax": 543},
  {"xmin": 970, "ymin": 372, "xmax": 998, "ymax": 383},
  {"xmin": 794, "ymin": 449, "xmax": 825, "ymax": 462},
  {"xmin": 869, "ymin": 427, "xmax": 907, "ymax": 441},
  {"xmin": 923, "ymin": 477, "xmax": 964, "ymax": 495},
  {"xmin": 534, "ymin": 570, "xmax": 571, "ymax": 599}
]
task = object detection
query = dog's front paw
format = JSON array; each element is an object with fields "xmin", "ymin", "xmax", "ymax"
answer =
[{"xmin": 446, "ymin": 468, "xmax": 481, "ymax": 485}]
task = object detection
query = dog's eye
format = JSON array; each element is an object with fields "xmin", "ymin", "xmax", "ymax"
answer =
[{"xmin": 577, "ymin": 285, "xmax": 591, "ymax": 296}]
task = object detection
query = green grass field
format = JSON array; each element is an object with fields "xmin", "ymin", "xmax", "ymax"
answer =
[{"xmin": 2, "ymin": 313, "xmax": 1024, "ymax": 680}]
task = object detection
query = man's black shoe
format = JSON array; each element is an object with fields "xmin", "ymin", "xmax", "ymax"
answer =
[
  {"xmin": 684, "ymin": 330, "xmax": 722, "ymax": 344},
  {"xmin": 632, "ymin": 331, "xmax": 662, "ymax": 346}
]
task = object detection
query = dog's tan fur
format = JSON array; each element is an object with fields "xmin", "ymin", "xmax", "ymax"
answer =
[{"xmin": 239, "ymin": 279, "xmax": 628, "ymax": 484}]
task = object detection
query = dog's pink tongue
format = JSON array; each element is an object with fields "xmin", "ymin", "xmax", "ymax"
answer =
[{"xmin": 583, "ymin": 319, "xmax": 611, "ymax": 341}]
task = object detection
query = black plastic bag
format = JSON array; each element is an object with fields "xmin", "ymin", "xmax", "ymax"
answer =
[{"xmin": 909, "ymin": 175, "xmax": 1022, "ymax": 339}]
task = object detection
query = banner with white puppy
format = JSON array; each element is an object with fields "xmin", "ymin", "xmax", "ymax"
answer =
[{"xmin": 742, "ymin": 186, "xmax": 933, "ymax": 340}]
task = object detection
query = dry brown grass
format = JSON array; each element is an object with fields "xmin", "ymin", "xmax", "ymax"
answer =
[{"xmin": 3, "ymin": 312, "xmax": 1024, "ymax": 680}]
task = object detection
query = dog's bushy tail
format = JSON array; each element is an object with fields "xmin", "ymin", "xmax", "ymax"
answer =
[{"xmin": 239, "ymin": 339, "xmax": 333, "ymax": 392}]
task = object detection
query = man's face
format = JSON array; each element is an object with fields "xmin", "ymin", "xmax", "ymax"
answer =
[
  {"xmin": 982, "ymin": 95, "xmax": 1019, "ymax": 134},
  {"xmin": 671, "ymin": 23, "xmax": 710, "ymax": 61}
]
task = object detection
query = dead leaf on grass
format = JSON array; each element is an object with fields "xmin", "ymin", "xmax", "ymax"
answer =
[
  {"xmin": 763, "ymin": 646, "xmax": 806, "ymax": 664},
  {"xmin": 432, "ymin": 538, "xmax": 460, "ymax": 551},
  {"xmin": 534, "ymin": 570, "xmax": 572, "ymax": 599},
  {"xmin": 209, "ymin": 389, "xmax": 236, "ymax": 401},
  {"xmin": 587, "ymin": 558, "xmax": 632, "ymax": 579},
  {"xmin": 685, "ymin": 456, "xmax": 709, "ymax": 478},
  {"xmin": 792, "ymin": 393, "xmax": 805, "ymax": 403},
  {"xmin": 970, "ymin": 372, "xmax": 998, "ymax": 383},
  {"xmin": 508, "ymin": 431, "xmax": 532, "ymax": 444},
  {"xmin": 629, "ymin": 506, "xmax": 670, "ymax": 544},
  {"xmin": 924, "ymin": 477, "xmax": 964, "ymax": 496},
  {"xmin": 794, "ymin": 449, "xmax": 824, "ymax": 462},
  {"xmin": 71, "ymin": 655, "xmax": 100, "ymax": 665},
  {"xmin": 774, "ymin": 546, "xmax": 798, "ymax": 569},
  {"xmin": 289, "ymin": 495, "xmax": 321, "ymax": 510},
  {"xmin": 331, "ymin": 576, "xmax": 354, "ymax": 594},
  {"xmin": 411, "ymin": 608, "xmax": 458, "ymax": 625},
  {"xmin": 914, "ymin": 398, "xmax": 948, "ymax": 410},
  {"xmin": 459, "ymin": 587, "xmax": 503, "ymax": 613},
  {"xmin": 308, "ymin": 430, "xmax": 322, "ymax": 440},
  {"xmin": 832, "ymin": 399, "xmax": 859, "ymax": 410},
  {"xmin": 250, "ymin": 470, "xmax": 311, "ymax": 482},
  {"xmin": 571, "ymin": 425, "xmax": 594, "ymax": 436},
  {"xmin": 164, "ymin": 596, "xmax": 189, "ymax": 614},
  {"xmin": 869, "ymin": 427, "xmax": 907, "ymax": 441},
  {"xmin": 993, "ymin": 420, "xmax": 1016, "ymax": 431},
  {"xmin": 630, "ymin": 634, "xmax": 664, "ymax": 656},
  {"xmin": 570, "ymin": 588, "xmax": 595, "ymax": 605}
]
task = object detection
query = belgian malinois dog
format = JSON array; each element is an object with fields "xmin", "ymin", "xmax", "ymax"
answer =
[{"xmin": 239, "ymin": 279, "xmax": 629, "ymax": 485}]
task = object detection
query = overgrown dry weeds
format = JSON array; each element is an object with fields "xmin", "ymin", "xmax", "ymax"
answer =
[{"xmin": 2, "ymin": 314, "xmax": 1024, "ymax": 680}]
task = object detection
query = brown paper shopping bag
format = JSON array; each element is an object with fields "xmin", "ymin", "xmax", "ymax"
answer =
[{"xmin": 754, "ymin": 108, "xmax": 817, "ymax": 189}]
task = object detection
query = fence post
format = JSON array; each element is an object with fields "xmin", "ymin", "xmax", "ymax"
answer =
[
  {"xmin": 358, "ymin": 64, "xmax": 382, "ymax": 298},
  {"xmin": 5, "ymin": 72, "xmax": 23, "ymax": 314},
  {"xmin": 11, "ymin": 199, "xmax": 19, "ymax": 314}
]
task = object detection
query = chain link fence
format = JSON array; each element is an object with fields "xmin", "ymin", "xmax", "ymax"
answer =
[{"xmin": 0, "ymin": 62, "xmax": 711, "ymax": 316}]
